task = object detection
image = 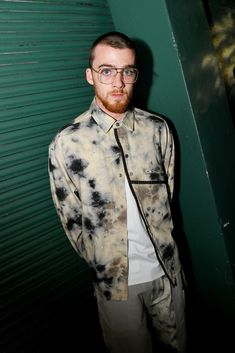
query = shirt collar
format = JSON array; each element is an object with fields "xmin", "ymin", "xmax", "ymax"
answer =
[{"xmin": 90, "ymin": 98, "xmax": 134, "ymax": 133}]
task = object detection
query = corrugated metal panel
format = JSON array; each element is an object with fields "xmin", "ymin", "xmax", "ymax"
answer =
[{"xmin": 0, "ymin": 1, "xmax": 114, "ymax": 352}]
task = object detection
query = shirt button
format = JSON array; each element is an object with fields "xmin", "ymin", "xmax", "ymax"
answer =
[
  {"xmin": 116, "ymin": 122, "xmax": 120, "ymax": 127},
  {"xmin": 130, "ymin": 172, "xmax": 133, "ymax": 176},
  {"xmin": 125, "ymin": 154, "xmax": 129, "ymax": 158},
  {"xmin": 119, "ymin": 173, "xmax": 122, "ymax": 177}
]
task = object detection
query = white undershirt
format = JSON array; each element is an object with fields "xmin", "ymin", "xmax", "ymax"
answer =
[{"xmin": 125, "ymin": 177, "xmax": 164, "ymax": 286}]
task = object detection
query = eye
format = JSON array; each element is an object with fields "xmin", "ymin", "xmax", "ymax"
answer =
[
  {"xmin": 100, "ymin": 68, "xmax": 112, "ymax": 76},
  {"xmin": 123, "ymin": 68, "xmax": 135, "ymax": 76}
]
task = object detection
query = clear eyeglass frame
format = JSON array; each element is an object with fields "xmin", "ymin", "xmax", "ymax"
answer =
[{"xmin": 91, "ymin": 66, "xmax": 139, "ymax": 84}]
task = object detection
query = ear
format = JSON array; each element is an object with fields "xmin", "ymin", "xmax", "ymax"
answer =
[{"xmin": 86, "ymin": 68, "xmax": 94, "ymax": 86}]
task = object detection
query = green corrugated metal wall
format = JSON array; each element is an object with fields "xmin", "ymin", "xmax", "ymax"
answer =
[{"xmin": 0, "ymin": 1, "xmax": 114, "ymax": 352}]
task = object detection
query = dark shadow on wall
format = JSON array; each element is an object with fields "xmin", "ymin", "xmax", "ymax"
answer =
[
  {"xmin": 132, "ymin": 38, "xmax": 154, "ymax": 110},
  {"xmin": 29, "ymin": 278, "xmax": 109, "ymax": 353},
  {"xmin": 132, "ymin": 37, "xmax": 199, "ymax": 353}
]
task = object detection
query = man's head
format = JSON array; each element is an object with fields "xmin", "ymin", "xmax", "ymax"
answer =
[{"xmin": 86, "ymin": 32, "xmax": 138, "ymax": 119}]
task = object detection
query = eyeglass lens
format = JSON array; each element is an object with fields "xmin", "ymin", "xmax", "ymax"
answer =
[{"xmin": 99, "ymin": 67, "xmax": 138, "ymax": 84}]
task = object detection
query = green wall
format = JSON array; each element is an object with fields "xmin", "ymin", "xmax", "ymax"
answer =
[
  {"xmin": 0, "ymin": 1, "xmax": 114, "ymax": 352},
  {"xmin": 108, "ymin": 0, "xmax": 235, "ymax": 351}
]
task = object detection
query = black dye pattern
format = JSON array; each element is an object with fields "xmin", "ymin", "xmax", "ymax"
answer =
[
  {"xmin": 87, "ymin": 117, "xmax": 97, "ymax": 128},
  {"xmin": 84, "ymin": 217, "xmax": 95, "ymax": 234},
  {"xmin": 91, "ymin": 191, "xmax": 106, "ymax": 208},
  {"xmin": 67, "ymin": 214, "xmax": 82, "ymax": 230},
  {"xmin": 89, "ymin": 179, "xmax": 96, "ymax": 189},
  {"xmin": 162, "ymin": 244, "xmax": 174, "ymax": 261},
  {"xmin": 96, "ymin": 264, "xmax": 106, "ymax": 272},
  {"xmin": 111, "ymin": 145, "xmax": 121, "ymax": 165},
  {"xmin": 70, "ymin": 158, "xmax": 88, "ymax": 175},
  {"xmin": 56, "ymin": 187, "xmax": 68, "ymax": 201}
]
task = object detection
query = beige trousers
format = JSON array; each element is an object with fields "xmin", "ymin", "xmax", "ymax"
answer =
[{"xmin": 97, "ymin": 273, "xmax": 186, "ymax": 353}]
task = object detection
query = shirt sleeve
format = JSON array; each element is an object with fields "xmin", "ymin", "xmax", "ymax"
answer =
[
  {"xmin": 160, "ymin": 121, "xmax": 175, "ymax": 200},
  {"xmin": 48, "ymin": 137, "xmax": 86, "ymax": 258}
]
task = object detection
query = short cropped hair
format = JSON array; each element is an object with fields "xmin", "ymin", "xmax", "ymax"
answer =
[{"xmin": 89, "ymin": 31, "xmax": 136, "ymax": 67}]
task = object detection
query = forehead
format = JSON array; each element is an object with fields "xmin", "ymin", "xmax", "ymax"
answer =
[{"xmin": 92, "ymin": 44, "xmax": 136, "ymax": 67}]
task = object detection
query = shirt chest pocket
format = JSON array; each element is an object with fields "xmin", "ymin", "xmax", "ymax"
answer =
[{"xmin": 143, "ymin": 168, "xmax": 167, "ymax": 184}]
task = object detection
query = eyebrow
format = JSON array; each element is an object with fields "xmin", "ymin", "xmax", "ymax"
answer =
[{"xmin": 97, "ymin": 64, "xmax": 136, "ymax": 69}]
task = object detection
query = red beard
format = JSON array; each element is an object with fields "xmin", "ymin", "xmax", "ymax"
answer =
[{"xmin": 96, "ymin": 89, "xmax": 133, "ymax": 114}]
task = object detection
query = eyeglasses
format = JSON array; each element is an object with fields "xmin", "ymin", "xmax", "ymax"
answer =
[{"xmin": 91, "ymin": 66, "xmax": 139, "ymax": 84}]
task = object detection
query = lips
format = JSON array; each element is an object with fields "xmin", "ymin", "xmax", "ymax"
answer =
[{"xmin": 110, "ymin": 91, "xmax": 126, "ymax": 100}]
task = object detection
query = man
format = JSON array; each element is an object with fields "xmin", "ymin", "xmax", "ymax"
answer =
[{"xmin": 48, "ymin": 32, "xmax": 186, "ymax": 353}]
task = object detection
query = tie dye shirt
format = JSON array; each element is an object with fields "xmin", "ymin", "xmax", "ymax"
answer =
[{"xmin": 48, "ymin": 99, "xmax": 182, "ymax": 300}]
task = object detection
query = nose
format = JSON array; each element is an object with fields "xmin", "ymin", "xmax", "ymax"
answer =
[{"xmin": 112, "ymin": 71, "xmax": 125, "ymax": 88}]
